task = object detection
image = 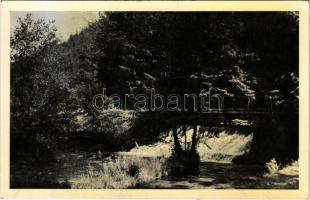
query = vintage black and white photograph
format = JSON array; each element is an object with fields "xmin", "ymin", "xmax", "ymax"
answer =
[{"xmin": 9, "ymin": 11, "xmax": 299, "ymax": 189}]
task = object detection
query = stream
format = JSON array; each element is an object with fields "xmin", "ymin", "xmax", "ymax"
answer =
[
  {"xmin": 137, "ymin": 161, "xmax": 298, "ymax": 189},
  {"xmin": 11, "ymin": 131, "xmax": 299, "ymax": 189}
]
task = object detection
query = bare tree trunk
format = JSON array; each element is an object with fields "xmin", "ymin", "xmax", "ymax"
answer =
[
  {"xmin": 190, "ymin": 57, "xmax": 202, "ymax": 153},
  {"xmin": 184, "ymin": 131, "xmax": 187, "ymax": 150},
  {"xmin": 190, "ymin": 125, "xmax": 198, "ymax": 153},
  {"xmin": 182, "ymin": 126, "xmax": 187, "ymax": 150},
  {"xmin": 172, "ymin": 127, "xmax": 182, "ymax": 154}
]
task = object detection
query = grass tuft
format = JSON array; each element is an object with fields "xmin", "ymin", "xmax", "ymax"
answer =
[{"xmin": 69, "ymin": 155, "xmax": 168, "ymax": 189}]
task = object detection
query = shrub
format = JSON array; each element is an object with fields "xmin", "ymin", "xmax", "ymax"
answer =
[
  {"xmin": 128, "ymin": 163, "xmax": 140, "ymax": 177},
  {"xmin": 265, "ymin": 158, "xmax": 280, "ymax": 175}
]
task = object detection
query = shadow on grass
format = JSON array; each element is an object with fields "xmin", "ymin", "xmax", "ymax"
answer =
[{"xmin": 10, "ymin": 161, "xmax": 71, "ymax": 189}]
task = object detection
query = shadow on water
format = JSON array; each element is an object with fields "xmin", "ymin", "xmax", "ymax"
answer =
[
  {"xmin": 137, "ymin": 162, "xmax": 298, "ymax": 189},
  {"xmin": 11, "ymin": 152, "xmax": 298, "ymax": 189}
]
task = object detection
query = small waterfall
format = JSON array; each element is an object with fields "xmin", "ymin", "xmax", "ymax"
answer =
[
  {"xmin": 198, "ymin": 131, "xmax": 253, "ymax": 163},
  {"xmin": 127, "ymin": 127, "xmax": 253, "ymax": 163}
]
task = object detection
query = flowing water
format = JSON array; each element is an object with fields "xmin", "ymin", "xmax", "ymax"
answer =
[
  {"xmin": 129, "ymin": 129, "xmax": 299, "ymax": 189},
  {"xmin": 137, "ymin": 161, "xmax": 298, "ymax": 189},
  {"xmin": 11, "ymin": 129, "xmax": 299, "ymax": 189}
]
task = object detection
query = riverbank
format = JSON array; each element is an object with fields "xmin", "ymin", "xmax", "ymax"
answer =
[{"xmin": 10, "ymin": 131, "xmax": 299, "ymax": 189}]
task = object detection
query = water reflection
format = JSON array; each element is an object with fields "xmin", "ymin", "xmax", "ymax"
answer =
[{"xmin": 138, "ymin": 162, "xmax": 298, "ymax": 189}]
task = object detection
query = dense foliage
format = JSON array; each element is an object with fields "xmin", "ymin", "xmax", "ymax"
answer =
[{"xmin": 10, "ymin": 12, "xmax": 298, "ymax": 164}]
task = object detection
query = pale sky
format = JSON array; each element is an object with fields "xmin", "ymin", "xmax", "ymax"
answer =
[{"xmin": 11, "ymin": 12, "xmax": 100, "ymax": 41}]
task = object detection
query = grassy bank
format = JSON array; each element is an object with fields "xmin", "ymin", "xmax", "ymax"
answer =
[{"xmin": 69, "ymin": 155, "xmax": 168, "ymax": 189}]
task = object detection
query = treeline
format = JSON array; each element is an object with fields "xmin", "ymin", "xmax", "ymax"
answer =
[{"xmin": 11, "ymin": 12, "xmax": 298, "ymax": 164}]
